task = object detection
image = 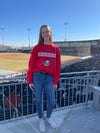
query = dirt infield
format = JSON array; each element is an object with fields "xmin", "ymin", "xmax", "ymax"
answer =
[{"xmin": 0, "ymin": 53, "xmax": 30, "ymax": 60}]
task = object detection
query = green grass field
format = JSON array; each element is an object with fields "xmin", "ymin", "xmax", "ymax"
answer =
[
  {"xmin": 0, "ymin": 53, "xmax": 78, "ymax": 72},
  {"xmin": 0, "ymin": 58, "xmax": 28, "ymax": 71}
]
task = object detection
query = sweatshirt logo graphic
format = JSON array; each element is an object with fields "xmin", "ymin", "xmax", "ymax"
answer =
[
  {"xmin": 43, "ymin": 60, "xmax": 51, "ymax": 66},
  {"xmin": 38, "ymin": 52, "xmax": 56, "ymax": 58}
]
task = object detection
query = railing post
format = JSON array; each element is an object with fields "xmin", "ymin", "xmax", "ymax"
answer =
[
  {"xmin": 15, "ymin": 85, "xmax": 18, "ymax": 117},
  {"xmin": 42, "ymin": 90, "xmax": 44, "ymax": 118},
  {"xmin": 85, "ymin": 72, "xmax": 89, "ymax": 108},
  {"xmin": 93, "ymin": 86, "xmax": 100, "ymax": 111},
  {"xmin": 2, "ymin": 86, "xmax": 6, "ymax": 120},
  {"xmin": 9, "ymin": 85, "xmax": 11, "ymax": 119}
]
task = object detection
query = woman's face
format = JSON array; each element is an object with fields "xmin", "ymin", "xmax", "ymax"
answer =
[{"xmin": 41, "ymin": 27, "xmax": 50, "ymax": 42}]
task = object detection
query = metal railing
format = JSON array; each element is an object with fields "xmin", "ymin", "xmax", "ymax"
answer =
[{"xmin": 0, "ymin": 70, "xmax": 100, "ymax": 123}]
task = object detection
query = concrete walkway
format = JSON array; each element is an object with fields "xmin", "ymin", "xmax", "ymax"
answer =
[
  {"xmin": 0, "ymin": 69, "xmax": 25, "ymax": 78},
  {"xmin": 0, "ymin": 69, "xmax": 17, "ymax": 77},
  {"xmin": 57, "ymin": 106, "xmax": 100, "ymax": 133},
  {"xmin": 0, "ymin": 105, "xmax": 100, "ymax": 133}
]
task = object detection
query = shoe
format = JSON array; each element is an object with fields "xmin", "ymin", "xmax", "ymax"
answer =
[
  {"xmin": 46, "ymin": 118, "xmax": 56, "ymax": 128},
  {"xmin": 39, "ymin": 119, "xmax": 46, "ymax": 132}
]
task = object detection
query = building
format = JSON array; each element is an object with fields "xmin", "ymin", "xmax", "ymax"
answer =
[{"xmin": 54, "ymin": 39, "xmax": 100, "ymax": 57}]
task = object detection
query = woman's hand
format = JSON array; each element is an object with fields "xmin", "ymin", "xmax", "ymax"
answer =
[
  {"xmin": 53, "ymin": 85, "xmax": 57, "ymax": 90},
  {"xmin": 29, "ymin": 84, "xmax": 34, "ymax": 91}
]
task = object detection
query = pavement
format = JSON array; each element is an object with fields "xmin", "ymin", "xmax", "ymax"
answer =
[
  {"xmin": 0, "ymin": 69, "xmax": 25, "ymax": 78},
  {"xmin": 0, "ymin": 105, "xmax": 100, "ymax": 133},
  {"xmin": 0, "ymin": 69, "xmax": 17, "ymax": 76}
]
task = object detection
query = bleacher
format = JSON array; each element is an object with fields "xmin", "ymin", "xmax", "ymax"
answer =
[{"xmin": 62, "ymin": 55, "xmax": 100, "ymax": 73}]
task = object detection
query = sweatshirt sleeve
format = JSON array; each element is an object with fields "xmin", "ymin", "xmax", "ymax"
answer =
[
  {"xmin": 53, "ymin": 47, "xmax": 61, "ymax": 85},
  {"xmin": 27, "ymin": 45, "xmax": 38, "ymax": 84}
]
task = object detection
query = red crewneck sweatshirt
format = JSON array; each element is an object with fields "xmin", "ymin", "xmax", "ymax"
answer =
[{"xmin": 27, "ymin": 43, "xmax": 61, "ymax": 85}]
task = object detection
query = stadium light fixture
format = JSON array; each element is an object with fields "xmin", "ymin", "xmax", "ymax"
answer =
[
  {"xmin": 27, "ymin": 28, "xmax": 31, "ymax": 48},
  {"xmin": 0, "ymin": 28, "xmax": 4, "ymax": 46},
  {"xmin": 64, "ymin": 22, "xmax": 68, "ymax": 41}
]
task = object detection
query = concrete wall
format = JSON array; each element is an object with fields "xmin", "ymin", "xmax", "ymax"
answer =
[{"xmin": 54, "ymin": 39, "xmax": 100, "ymax": 57}]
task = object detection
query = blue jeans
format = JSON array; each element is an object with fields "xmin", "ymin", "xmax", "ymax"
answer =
[{"xmin": 33, "ymin": 72, "xmax": 55, "ymax": 119}]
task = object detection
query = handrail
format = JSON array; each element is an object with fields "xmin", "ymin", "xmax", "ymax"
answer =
[{"xmin": 0, "ymin": 70, "xmax": 100, "ymax": 123}]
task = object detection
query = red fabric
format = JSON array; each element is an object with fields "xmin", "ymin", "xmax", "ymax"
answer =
[
  {"xmin": 27, "ymin": 43, "xmax": 61, "ymax": 85},
  {"xmin": 4, "ymin": 91, "xmax": 22, "ymax": 111}
]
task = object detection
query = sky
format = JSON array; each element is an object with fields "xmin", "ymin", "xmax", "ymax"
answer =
[{"xmin": 0, "ymin": 0, "xmax": 100, "ymax": 47}]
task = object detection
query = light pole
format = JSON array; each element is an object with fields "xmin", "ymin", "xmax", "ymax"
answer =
[
  {"xmin": 0, "ymin": 28, "xmax": 4, "ymax": 46},
  {"xmin": 64, "ymin": 22, "xmax": 68, "ymax": 41},
  {"xmin": 27, "ymin": 28, "xmax": 31, "ymax": 48}
]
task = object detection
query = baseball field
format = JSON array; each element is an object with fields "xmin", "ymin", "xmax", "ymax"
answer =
[{"xmin": 0, "ymin": 53, "xmax": 78, "ymax": 72}]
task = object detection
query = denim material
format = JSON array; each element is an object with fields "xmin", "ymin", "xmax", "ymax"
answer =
[{"xmin": 33, "ymin": 72, "xmax": 55, "ymax": 118}]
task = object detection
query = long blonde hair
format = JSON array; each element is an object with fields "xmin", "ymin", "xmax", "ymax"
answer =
[{"xmin": 38, "ymin": 25, "xmax": 53, "ymax": 44}]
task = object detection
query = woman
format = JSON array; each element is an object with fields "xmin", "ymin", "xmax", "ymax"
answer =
[{"xmin": 27, "ymin": 25, "xmax": 61, "ymax": 132}]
